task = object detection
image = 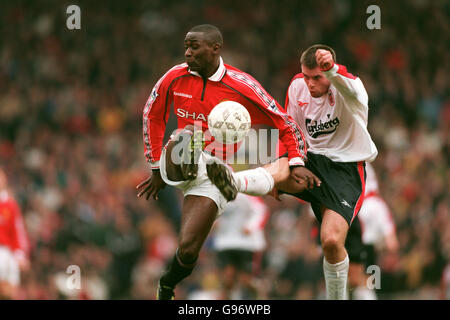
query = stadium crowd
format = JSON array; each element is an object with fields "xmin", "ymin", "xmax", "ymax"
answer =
[{"xmin": 0, "ymin": 0, "xmax": 448, "ymax": 299}]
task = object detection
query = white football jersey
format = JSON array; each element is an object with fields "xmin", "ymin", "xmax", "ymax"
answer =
[
  {"xmin": 285, "ymin": 64, "xmax": 378, "ymax": 163},
  {"xmin": 213, "ymin": 194, "xmax": 268, "ymax": 252}
]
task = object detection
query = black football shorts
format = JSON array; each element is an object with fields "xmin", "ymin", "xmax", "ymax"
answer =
[{"xmin": 284, "ymin": 151, "xmax": 366, "ymax": 226}]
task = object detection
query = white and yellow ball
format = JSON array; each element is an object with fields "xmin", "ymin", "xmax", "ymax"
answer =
[{"xmin": 208, "ymin": 101, "xmax": 251, "ymax": 144}]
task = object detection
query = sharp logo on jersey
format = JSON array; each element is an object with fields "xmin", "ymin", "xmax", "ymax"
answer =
[
  {"xmin": 298, "ymin": 101, "xmax": 308, "ymax": 107},
  {"xmin": 176, "ymin": 108, "xmax": 207, "ymax": 121},
  {"xmin": 305, "ymin": 114, "xmax": 340, "ymax": 138},
  {"xmin": 328, "ymin": 91, "xmax": 335, "ymax": 106}
]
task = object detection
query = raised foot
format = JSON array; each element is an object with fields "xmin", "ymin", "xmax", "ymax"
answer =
[
  {"xmin": 180, "ymin": 130, "xmax": 204, "ymax": 180},
  {"xmin": 206, "ymin": 159, "xmax": 238, "ymax": 202}
]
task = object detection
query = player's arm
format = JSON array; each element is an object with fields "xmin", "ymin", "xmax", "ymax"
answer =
[
  {"xmin": 226, "ymin": 72, "xmax": 320, "ymax": 188},
  {"xmin": 284, "ymin": 76, "xmax": 302, "ymax": 123},
  {"xmin": 245, "ymin": 90, "xmax": 307, "ymax": 166},
  {"xmin": 10, "ymin": 201, "xmax": 30, "ymax": 271},
  {"xmin": 380, "ymin": 204, "xmax": 399, "ymax": 253},
  {"xmin": 143, "ymin": 74, "xmax": 174, "ymax": 169},
  {"xmin": 278, "ymin": 76, "xmax": 305, "ymax": 161},
  {"xmin": 384, "ymin": 231, "xmax": 399, "ymax": 253},
  {"xmin": 373, "ymin": 198, "xmax": 399, "ymax": 252},
  {"xmin": 138, "ymin": 73, "xmax": 174, "ymax": 200},
  {"xmin": 316, "ymin": 49, "xmax": 369, "ymax": 111},
  {"xmin": 253, "ymin": 97, "xmax": 321, "ymax": 189}
]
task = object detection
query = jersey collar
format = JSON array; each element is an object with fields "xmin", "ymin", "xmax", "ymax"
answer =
[{"xmin": 188, "ymin": 57, "xmax": 226, "ymax": 82}]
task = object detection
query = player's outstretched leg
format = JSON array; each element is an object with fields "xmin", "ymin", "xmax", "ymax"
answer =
[
  {"xmin": 206, "ymin": 158, "xmax": 276, "ymax": 201},
  {"xmin": 180, "ymin": 128, "xmax": 203, "ymax": 180},
  {"xmin": 157, "ymin": 195, "xmax": 218, "ymax": 300},
  {"xmin": 205, "ymin": 158, "xmax": 239, "ymax": 201}
]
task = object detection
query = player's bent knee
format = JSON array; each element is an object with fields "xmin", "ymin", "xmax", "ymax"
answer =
[
  {"xmin": 321, "ymin": 234, "xmax": 342, "ymax": 253},
  {"xmin": 178, "ymin": 239, "xmax": 201, "ymax": 264},
  {"xmin": 177, "ymin": 248, "xmax": 199, "ymax": 265}
]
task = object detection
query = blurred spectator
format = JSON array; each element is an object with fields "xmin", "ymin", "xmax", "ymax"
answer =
[
  {"xmin": 0, "ymin": 168, "xmax": 30, "ymax": 299},
  {"xmin": 347, "ymin": 162, "xmax": 399, "ymax": 300},
  {"xmin": 212, "ymin": 193, "xmax": 269, "ymax": 299}
]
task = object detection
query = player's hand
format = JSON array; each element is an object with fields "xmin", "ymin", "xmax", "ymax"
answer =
[
  {"xmin": 316, "ymin": 49, "xmax": 334, "ymax": 71},
  {"xmin": 14, "ymin": 251, "xmax": 30, "ymax": 272},
  {"xmin": 290, "ymin": 166, "xmax": 321, "ymax": 190},
  {"xmin": 268, "ymin": 187, "xmax": 282, "ymax": 201},
  {"xmin": 136, "ymin": 170, "xmax": 166, "ymax": 200},
  {"xmin": 18, "ymin": 258, "xmax": 30, "ymax": 272}
]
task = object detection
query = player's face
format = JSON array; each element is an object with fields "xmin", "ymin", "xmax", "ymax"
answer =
[
  {"xmin": 184, "ymin": 32, "xmax": 216, "ymax": 75},
  {"xmin": 301, "ymin": 65, "xmax": 331, "ymax": 98}
]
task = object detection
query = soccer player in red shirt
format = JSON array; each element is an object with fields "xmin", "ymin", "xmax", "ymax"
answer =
[
  {"xmin": 0, "ymin": 169, "xmax": 30, "ymax": 299},
  {"xmin": 136, "ymin": 24, "xmax": 320, "ymax": 300}
]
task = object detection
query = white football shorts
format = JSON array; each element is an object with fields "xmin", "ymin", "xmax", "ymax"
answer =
[
  {"xmin": 0, "ymin": 246, "xmax": 20, "ymax": 286},
  {"xmin": 159, "ymin": 146, "xmax": 228, "ymax": 216}
]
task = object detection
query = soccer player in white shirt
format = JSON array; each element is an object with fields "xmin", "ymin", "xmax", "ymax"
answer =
[
  {"xmin": 207, "ymin": 44, "xmax": 377, "ymax": 300},
  {"xmin": 347, "ymin": 162, "xmax": 398, "ymax": 300},
  {"xmin": 213, "ymin": 193, "xmax": 269, "ymax": 299}
]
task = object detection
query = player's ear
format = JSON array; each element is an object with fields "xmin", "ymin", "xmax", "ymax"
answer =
[{"xmin": 212, "ymin": 43, "xmax": 221, "ymax": 53}]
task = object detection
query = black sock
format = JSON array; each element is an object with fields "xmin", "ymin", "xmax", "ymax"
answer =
[{"xmin": 160, "ymin": 249, "xmax": 197, "ymax": 288}]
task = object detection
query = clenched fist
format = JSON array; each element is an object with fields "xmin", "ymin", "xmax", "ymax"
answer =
[{"xmin": 316, "ymin": 49, "xmax": 334, "ymax": 71}]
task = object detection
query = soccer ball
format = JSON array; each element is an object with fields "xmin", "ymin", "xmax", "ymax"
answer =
[{"xmin": 208, "ymin": 101, "xmax": 251, "ymax": 144}]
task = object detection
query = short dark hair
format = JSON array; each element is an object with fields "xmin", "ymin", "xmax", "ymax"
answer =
[
  {"xmin": 189, "ymin": 24, "xmax": 223, "ymax": 46},
  {"xmin": 300, "ymin": 44, "xmax": 336, "ymax": 69}
]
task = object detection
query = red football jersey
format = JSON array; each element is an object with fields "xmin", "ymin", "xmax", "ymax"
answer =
[
  {"xmin": 143, "ymin": 58, "xmax": 308, "ymax": 169},
  {"xmin": 0, "ymin": 191, "xmax": 30, "ymax": 257}
]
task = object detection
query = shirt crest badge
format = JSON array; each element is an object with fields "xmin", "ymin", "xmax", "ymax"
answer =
[{"xmin": 328, "ymin": 91, "xmax": 335, "ymax": 106}]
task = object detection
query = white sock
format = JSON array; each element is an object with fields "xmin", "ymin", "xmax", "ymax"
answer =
[
  {"xmin": 234, "ymin": 167, "xmax": 274, "ymax": 196},
  {"xmin": 352, "ymin": 286, "xmax": 377, "ymax": 300},
  {"xmin": 323, "ymin": 255, "xmax": 349, "ymax": 300}
]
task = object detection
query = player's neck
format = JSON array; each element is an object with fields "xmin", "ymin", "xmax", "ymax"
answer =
[{"xmin": 201, "ymin": 58, "xmax": 220, "ymax": 79}]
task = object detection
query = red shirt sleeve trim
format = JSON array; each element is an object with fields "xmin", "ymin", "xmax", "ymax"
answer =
[{"xmin": 336, "ymin": 64, "xmax": 357, "ymax": 79}]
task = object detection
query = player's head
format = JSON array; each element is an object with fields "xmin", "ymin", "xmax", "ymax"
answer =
[
  {"xmin": 185, "ymin": 24, "xmax": 223, "ymax": 77},
  {"xmin": 300, "ymin": 44, "xmax": 336, "ymax": 98}
]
